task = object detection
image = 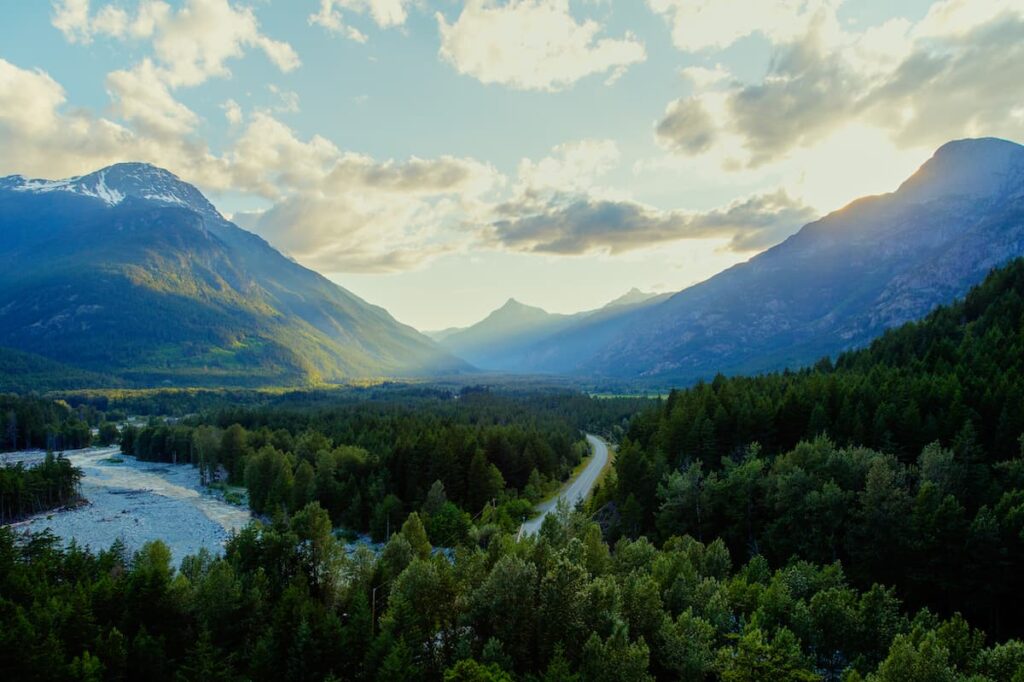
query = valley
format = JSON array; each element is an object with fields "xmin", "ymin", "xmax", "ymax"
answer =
[{"xmin": 4, "ymin": 2, "xmax": 1024, "ymax": 678}]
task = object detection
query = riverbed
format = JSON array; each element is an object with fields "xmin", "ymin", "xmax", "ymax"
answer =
[{"xmin": 8, "ymin": 446, "xmax": 251, "ymax": 565}]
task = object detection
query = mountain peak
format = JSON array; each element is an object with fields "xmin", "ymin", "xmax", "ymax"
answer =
[
  {"xmin": 603, "ymin": 287, "xmax": 659, "ymax": 309},
  {"xmin": 0, "ymin": 162, "xmax": 222, "ymax": 219},
  {"xmin": 896, "ymin": 137, "xmax": 1024, "ymax": 204},
  {"xmin": 489, "ymin": 298, "xmax": 551, "ymax": 320},
  {"xmin": 500, "ymin": 297, "xmax": 529, "ymax": 309}
]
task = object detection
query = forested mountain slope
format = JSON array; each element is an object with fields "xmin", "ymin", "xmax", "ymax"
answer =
[
  {"xmin": 607, "ymin": 257, "xmax": 1024, "ymax": 640},
  {"xmin": 0, "ymin": 163, "xmax": 465, "ymax": 387},
  {"xmin": 480, "ymin": 138, "xmax": 1024, "ymax": 383}
]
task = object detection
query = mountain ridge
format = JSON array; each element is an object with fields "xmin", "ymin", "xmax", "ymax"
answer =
[
  {"xmin": 438, "ymin": 137, "xmax": 1024, "ymax": 385},
  {"xmin": 0, "ymin": 162, "xmax": 467, "ymax": 387},
  {"xmin": 579, "ymin": 136, "xmax": 1024, "ymax": 383}
]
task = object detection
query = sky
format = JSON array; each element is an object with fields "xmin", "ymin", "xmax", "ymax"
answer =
[{"xmin": 1, "ymin": 1, "xmax": 1022, "ymax": 330}]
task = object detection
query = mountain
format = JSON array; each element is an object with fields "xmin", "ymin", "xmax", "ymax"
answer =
[
  {"xmin": 602, "ymin": 288, "xmax": 663, "ymax": 309},
  {"xmin": 0, "ymin": 163, "xmax": 467, "ymax": 387},
  {"xmin": 453, "ymin": 137, "xmax": 1024, "ymax": 384},
  {"xmin": 437, "ymin": 298, "xmax": 578, "ymax": 370},
  {"xmin": 434, "ymin": 290, "xmax": 668, "ymax": 371},
  {"xmin": 577, "ymin": 137, "xmax": 1024, "ymax": 384}
]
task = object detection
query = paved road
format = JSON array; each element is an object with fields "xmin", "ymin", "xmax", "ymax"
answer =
[{"xmin": 520, "ymin": 434, "xmax": 610, "ymax": 536}]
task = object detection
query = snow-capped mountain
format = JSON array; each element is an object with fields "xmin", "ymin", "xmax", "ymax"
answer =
[
  {"xmin": 0, "ymin": 162, "xmax": 466, "ymax": 387},
  {"xmin": 0, "ymin": 162, "xmax": 222, "ymax": 219}
]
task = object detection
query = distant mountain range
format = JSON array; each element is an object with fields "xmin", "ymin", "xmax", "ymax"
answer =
[
  {"xmin": 2, "ymin": 137, "xmax": 1022, "ymax": 391},
  {"xmin": 0, "ymin": 163, "xmax": 466, "ymax": 388},
  {"xmin": 428, "ymin": 289, "xmax": 667, "ymax": 370},
  {"xmin": 437, "ymin": 137, "xmax": 1024, "ymax": 386}
]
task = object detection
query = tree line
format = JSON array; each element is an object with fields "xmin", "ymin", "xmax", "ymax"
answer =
[
  {"xmin": 3, "ymin": 501, "xmax": 1024, "ymax": 681},
  {"xmin": 605, "ymin": 259, "xmax": 1024, "ymax": 641},
  {"xmin": 0, "ymin": 394, "xmax": 101, "ymax": 453},
  {"xmin": 119, "ymin": 389, "xmax": 626, "ymax": 540},
  {"xmin": 0, "ymin": 452, "xmax": 82, "ymax": 524}
]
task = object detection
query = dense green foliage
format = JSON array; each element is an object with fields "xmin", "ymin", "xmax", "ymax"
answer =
[
  {"xmin": 608, "ymin": 260, "xmax": 1024, "ymax": 640},
  {"xmin": 121, "ymin": 389, "xmax": 644, "ymax": 540},
  {"xmin": 0, "ymin": 394, "xmax": 98, "ymax": 452},
  {"xmin": 0, "ymin": 346, "xmax": 120, "ymax": 393},
  {"xmin": 7, "ymin": 261, "xmax": 1024, "ymax": 680},
  {"xmin": 4, "ymin": 503, "xmax": 1024, "ymax": 681},
  {"xmin": 0, "ymin": 453, "xmax": 82, "ymax": 523}
]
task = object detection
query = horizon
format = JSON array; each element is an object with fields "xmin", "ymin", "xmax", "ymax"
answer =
[{"xmin": 2, "ymin": 0, "xmax": 1024, "ymax": 328}]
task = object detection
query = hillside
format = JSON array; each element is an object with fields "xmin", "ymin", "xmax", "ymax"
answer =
[
  {"xmin": 585, "ymin": 137, "xmax": 1024, "ymax": 383},
  {"xmin": 0, "ymin": 163, "xmax": 466, "ymax": 387},
  {"xmin": 460, "ymin": 138, "xmax": 1024, "ymax": 384},
  {"xmin": 608, "ymin": 257, "xmax": 1024, "ymax": 639},
  {"xmin": 435, "ymin": 290, "xmax": 668, "ymax": 371}
]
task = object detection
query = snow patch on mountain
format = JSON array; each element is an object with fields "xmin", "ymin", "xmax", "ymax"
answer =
[{"xmin": 0, "ymin": 163, "xmax": 222, "ymax": 219}]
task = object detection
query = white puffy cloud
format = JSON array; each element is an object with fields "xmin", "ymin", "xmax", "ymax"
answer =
[
  {"xmin": 52, "ymin": 0, "xmax": 99, "ymax": 43},
  {"xmin": 52, "ymin": 0, "xmax": 300, "ymax": 86},
  {"xmin": 516, "ymin": 139, "xmax": 620, "ymax": 193},
  {"xmin": 655, "ymin": 2, "xmax": 1024, "ymax": 172},
  {"xmin": 309, "ymin": 0, "xmax": 413, "ymax": 42},
  {"xmin": 0, "ymin": 54, "xmax": 503, "ymax": 274},
  {"xmin": 236, "ymin": 194, "xmax": 462, "ymax": 274},
  {"xmin": 49, "ymin": 0, "xmax": 301, "ymax": 168},
  {"xmin": 0, "ymin": 57, "xmax": 218, "ymax": 180},
  {"xmin": 646, "ymin": 0, "xmax": 838, "ymax": 51},
  {"xmin": 141, "ymin": 0, "xmax": 300, "ymax": 87},
  {"xmin": 221, "ymin": 99, "xmax": 243, "ymax": 125},
  {"xmin": 106, "ymin": 59, "xmax": 199, "ymax": 138},
  {"xmin": 222, "ymin": 112, "xmax": 500, "ymax": 273},
  {"xmin": 437, "ymin": 0, "xmax": 646, "ymax": 91}
]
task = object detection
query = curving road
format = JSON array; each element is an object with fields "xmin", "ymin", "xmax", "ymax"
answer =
[{"xmin": 520, "ymin": 434, "xmax": 610, "ymax": 536}]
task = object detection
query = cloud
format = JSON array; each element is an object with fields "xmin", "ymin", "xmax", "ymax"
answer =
[
  {"xmin": 437, "ymin": 0, "xmax": 646, "ymax": 91},
  {"xmin": 516, "ymin": 139, "xmax": 620, "ymax": 192},
  {"xmin": 484, "ymin": 139, "xmax": 816, "ymax": 256},
  {"xmin": 309, "ymin": 0, "xmax": 412, "ymax": 41},
  {"xmin": 0, "ymin": 57, "xmax": 217, "ymax": 180},
  {"xmin": 52, "ymin": 0, "xmax": 118, "ymax": 43},
  {"xmin": 490, "ymin": 188, "xmax": 815, "ymax": 255},
  {"xmin": 268, "ymin": 85, "xmax": 300, "ymax": 114},
  {"xmin": 0, "ymin": 54, "xmax": 502, "ymax": 274},
  {"xmin": 646, "ymin": 0, "xmax": 836, "ymax": 51},
  {"xmin": 52, "ymin": 0, "xmax": 300, "ymax": 86},
  {"xmin": 655, "ymin": 2, "xmax": 1024, "ymax": 169},
  {"xmin": 221, "ymin": 98, "xmax": 243, "ymax": 125},
  {"xmin": 50, "ymin": 0, "xmax": 301, "ymax": 175},
  {"xmin": 219, "ymin": 111, "xmax": 500, "ymax": 272},
  {"xmin": 106, "ymin": 59, "xmax": 200, "ymax": 138},
  {"xmin": 140, "ymin": 0, "xmax": 300, "ymax": 87},
  {"xmin": 656, "ymin": 97, "xmax": 717, "ymax": 154},
  {"xmin": 234, "ymin": 194, "xmax": 460, "ymax": 274}
]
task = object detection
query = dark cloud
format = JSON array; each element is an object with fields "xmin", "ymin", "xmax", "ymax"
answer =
[
  {"xmin": 656, "ymin": 96, "xmax": 717, "ymax": 154},
  {"xmin": 864, "ymin": 15, "xmax": 1024, "ymax": 149},
  {"xmin": 727, "ymin": 28, "xmax": 857, "ymax": 164},
  {"xmin": 490, "ymin": 189, "xmax": 816, "ymax": 255}
]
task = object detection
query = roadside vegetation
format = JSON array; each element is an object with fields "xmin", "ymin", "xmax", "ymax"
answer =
[{"xmin": 118, "ymin": 389, "xmax": 636, "ymax": 542}]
